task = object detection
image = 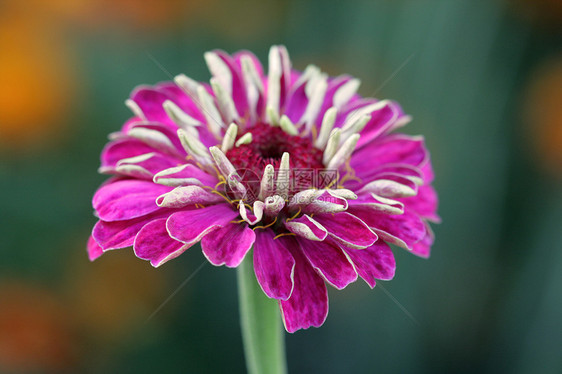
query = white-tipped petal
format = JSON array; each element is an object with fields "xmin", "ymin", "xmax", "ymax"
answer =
[
  {"xmin": 210, "ymin": 77, "xmax": 239, "ymax": 124},
  {"xmin": 239, "ymin": 201, "xmax": 265, "ymax": 225},
  {"xmin": 259, "ymin": 164, "xmax": 275, "ymax": 200},
  {"xmin": 302, "ymin": 73, "xmax": 328, "ymax": 133},
  {"xmin": 174, "ymin": 74, "xmax": 200, "ymax": 97},
  {"xmin": 327, "ymin": 133, "xmax": 360, "ymax": 170},
  {"xmin": 340, "ymin": 114, "xmax": 371, "ymax": 143},
  {"xmin": 279, "ymin": 115, "xmax": 298, "ymax": 136},
  {"xmin": 221, "ymin": 123, "xmax": 238, "ymax": 152},
  {"xmin": 235, "ymin": 132, "xmax": 252, "ymax": 147},
  {"xmin": 156, "ymin": 186, "xmax": 223, "ymax": 208},
  {"xmin": 153, "ymin": 164, "xmax": 206, "ymax": 187},
  {"xmin": 163, "ymin": 100, "xmax": 201, "ymax": 129},
  {"xmin": 204, "ymin": 52, "xmax": 233, "ymax": 95},
  {"xmin": 315, "ymin": 107, "xmax": 337, "ymax": 149},
  {"xmin": 322, "ymin": 128, "xmax": 341, "ymax": 165},
  {"xmin": 241, "ymin": 55, "xmax": 264, "ymax": 93},
  {"xmin": 344, "ymin": 100, "xmax": 388, "ymax": 125},
  {"xmin": 285, "ymin": 215, "xmax": 327, "ymax": 241},
  {"xmin": 177, "ymin": 129, "xmax": 211, "ymax": 164},
  {"xmin": 209, "ymin": 146, "xmax": 237, "ymax": 178},
  {"xmin": 197, "ymin": 85, "xmax": 224, "ymax": 139},
  {"xmin": 276, "ymin": 152, "xmax": 291, "ymax": 199},
  {"xmin": 266, "ymin": 105, "xmax": 279, "ymax": 126},
  {"xmin": 266, "ymin": 47, "xmax": 282, "ymax": 119},
  {"xmin": 358, "ymin": 179, "xmax": 417, "ymax": 198},
  {"xmin": 327, "ymin": 189, "xmax": 357, "ymax": 200},
  {"xmin": 125, "ymin": 99, "xmax": 146, "ymax": 120},
  {"xmin": 227, "ymin": 173, "xmax": 247, "ymax": 198},
  {"xmin": 114, "ymin": 153, "xmax": 155, "ymax": 178},
  {"xmin": 241, "ymin": 55, "xmax": 263, "ymax": 123},
  {"xmin": 264, "ymin": 195, "xmax": 286, "ymax": 216},
  {"xmin": 289, "ymin": 189, "xmax": 324, "ymax": 207},
  {"xmin": 128, "ymin": 127, "xmax": 176, "ymax": 154},
  {"xmin": 333, "ymin": 78, "xmax": 360, "ymax": 108}
]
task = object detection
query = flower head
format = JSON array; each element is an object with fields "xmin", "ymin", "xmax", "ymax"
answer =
[{"xmin": 88, "ymin": 45, "xmax": 439, "ymax": 332}]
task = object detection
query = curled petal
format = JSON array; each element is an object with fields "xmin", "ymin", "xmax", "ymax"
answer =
[
  {"xmin": 284, "ymin": 214, "xmax": 327, "ymax": 241},
  {"xmin": 156, "ymin": 186, "xmax": 224, "ymax": 208}
]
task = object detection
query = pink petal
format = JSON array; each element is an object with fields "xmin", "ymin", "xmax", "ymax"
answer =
[
  {"xmin": 133, "ymin": 218, "xmax": 189, "ymax": 267},
  {"xmin": 131, "ymin": 86, "xmax": 174, "ymax": 124},
  {"xmin": 355, "ymin": 101, "xmax": 406, "ymax": 150},
  {"xmin": 283, "ymin": 76, "xmax": 308, "ymax": 123},
  {"xmin": 410, "ymin": 223, "xmax": 434, "ymax": 258},
  {"xmin": 166, "ymin": 204, "xmax": 238, "ymax": 245},
  {"xmin": 93, "ymin": 179, "xmax": 171, "ymax": 221},
  {"xmin": 212, "ymin": 50, "xmax": 249, "ymax": 117},
  {"xmin": 201, "ymin": 223, "xmax": 255, "ymax": 267},
  {"xmin": 253, "ymin": 229, "xmax": 296, "ymax": 301},
  {"xmin": 399, "ymin": 185, "xmax": 440, "ymax": 223},
  {"xmin": 313, "ymin": 212, "xmax": 378, "ymax": 249},
  {"xmin": 350, "ymin": 209, "xmax": 426, "ymax": 250},
  {"xmin": 343, "ymin": 240, "xmax": 395, "ymax": 288},
  {"xmin": 92, "ymin": 210, "xmax": 170, "ymax": 250},
  {"xmin": 351, "ymin": 134, "xmax": 428, "ymax": 179},
  {"xmin": 299, "ymin": 238, "xmax": 357, "ymax": 290},
  {"xmin": 100, "ymin": 138, "xmax": 163, "ymax": 172},
  {"xmin": 279, "ymin": 237, "xmax": 328, "ymax": 333},
  {"xmin": 87, "ymin": 235, "xmax": 103, "ymax": 261}
]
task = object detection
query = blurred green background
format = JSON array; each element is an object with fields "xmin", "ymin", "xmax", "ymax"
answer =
[{"xmin": 1, "ymin": 0, "xmax": 561, "ymax": 373}]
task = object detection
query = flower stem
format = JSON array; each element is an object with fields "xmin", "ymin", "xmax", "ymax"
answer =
[{"xmin": 237, "ymin": 254, "xmax": 287, "ymax": 374}]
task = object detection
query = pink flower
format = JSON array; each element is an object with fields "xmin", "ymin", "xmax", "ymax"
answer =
[{"xmin": 88, "ymin": 46, "xmax": 439, "ymax": 332}]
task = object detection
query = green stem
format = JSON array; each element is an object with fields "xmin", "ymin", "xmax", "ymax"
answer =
[{"xmin": 237, "ymin": 253, "xmax": 287, "ymax": 374}]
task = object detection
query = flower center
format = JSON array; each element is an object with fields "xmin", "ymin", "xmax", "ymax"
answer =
[{"xmin": 225, "ymin": 123, "xmax": 327, "ymax": 202}]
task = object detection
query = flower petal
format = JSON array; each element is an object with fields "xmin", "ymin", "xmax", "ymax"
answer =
[
  {"xmin": 299, "ymin": 238, "xmax": 357, "ymax": 290},
  {"xmin": 201, "ymin": 223, "xmax": 255, "ymax": 267},
  {"xmin": 87, "ymin": 235, "xmax": 103, "ymax": 261},
  {"xmin": 343, "ymin": 240, "xmax": 395, "ymax": 288},
  {"xmin": 167, "ymin": 204, "xmax": 238, "ymax": 245},
  {"xmin": 284, "ymin": 214, "xmax": 327, "ymax": 241},
  {"xmin": 134, "ymin": 218, "xmax": 189, "ymax": 267},
  {"xmin": 399, "ymin": 185, "xmax": 440, "ymax": 223},
  {"xmin": 313, "ymin": 212, "xmax": 378, "ymax": 249},
  {"xmin": 410, "ymin": 223, "xmax": 434, "ymax": 258},
  {"xmin": 92, "ymin": 210, "xmax": 170, "ymax": 250},
  {"xmin": 253, "ymin": 229, "xmax": 295, "ymax": 301},
  {"xmin": 153, "ymin": 164, "xmax": 219, "ymax": 187},
  {"xmin": 350, "ymin": 209, "xmax": 426, "ymax": 250},
  {"xmin": 156, "ymin": 185, "xmax": 224, "ymax": 208},
  {"xmin": 279, "ymin": 237, "xmax": 328, "ymax": 333},
  {"xmin": 93, "ymin": 179, "xmax": 171, "ymax": 221}
]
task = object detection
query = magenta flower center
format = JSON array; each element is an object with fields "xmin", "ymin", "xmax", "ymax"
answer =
[{"xmin": 226, "ymin": 123, "xmax": 327, "ymax": 203}]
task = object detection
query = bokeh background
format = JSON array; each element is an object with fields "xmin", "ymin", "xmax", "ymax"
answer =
[{"xmin": 1, "ymin": 0, "xmax": 561, "ymax": 373}]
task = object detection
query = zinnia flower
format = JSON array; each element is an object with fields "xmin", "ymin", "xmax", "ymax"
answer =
[{"xmin": 88, "ymin": 45, "xmax": 439, "ymax": 332}]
